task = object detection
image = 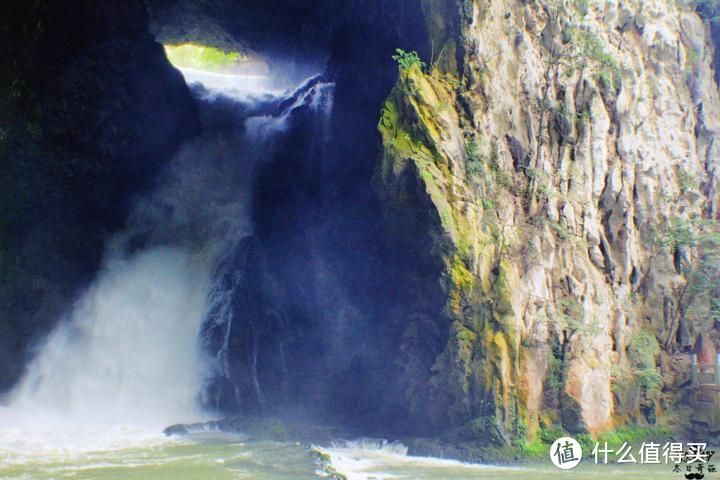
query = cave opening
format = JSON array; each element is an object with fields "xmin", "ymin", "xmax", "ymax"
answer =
[{"xmin": 148, "ymin": 1, "xmax": 446, "ymax": 435}]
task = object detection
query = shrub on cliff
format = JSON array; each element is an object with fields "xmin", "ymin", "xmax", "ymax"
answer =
[{"xmin": 392, "ymin": 48, "xmax": 426, "ymax": 71}]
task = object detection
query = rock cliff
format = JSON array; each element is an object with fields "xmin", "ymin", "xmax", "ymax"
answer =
[{"xmin": 376, "ymin": 0, "xmax": 720, "ymax": 444}]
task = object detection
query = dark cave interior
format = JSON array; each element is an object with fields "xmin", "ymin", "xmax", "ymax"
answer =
[
  {"xmin": 1, "ymin": 0, "xmax": 455, "ymax": 436},
  {"xmin": 155, "ymin": 0, "xmax": 447, "ymax": 434}
]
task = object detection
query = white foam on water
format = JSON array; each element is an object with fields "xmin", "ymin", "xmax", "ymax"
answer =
[
  {"xmin": 0, "ymin": 422, "xmax": 186, "ymax": 465},
  {"xmin": 321, "ymin": 439, "xmax": 526, "ymax": 480},
  {"xmin": 0, "ymin": 247, "xmax": 212, "ymax": 458}
]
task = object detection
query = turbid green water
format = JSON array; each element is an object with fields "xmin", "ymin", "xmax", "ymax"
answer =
[{"xmin": 0, "ymin": 431, "xmax": 685, "ymax": 480}]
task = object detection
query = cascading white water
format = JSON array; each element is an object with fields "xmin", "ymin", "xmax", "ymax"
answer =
[
  {"xmin": 0, "ymin": 70, "xmax": 332, "ymax": 455},
  {"xmin": 178, "ymin": 68, "xmax": 277, "ymax": 99},
  {"xmin": 318, "ymin": 439, "xmax": 525, "ymax": 480},
  {"xmin": 5, "ymin": 247, "xmax": 212, "ymax": 429},
  {"xmin": 198, "ymin": 74, "xmax": 335, "ymax": 414}
]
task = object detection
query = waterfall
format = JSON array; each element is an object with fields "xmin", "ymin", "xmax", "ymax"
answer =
[
  {"xmin": 0, "ymin": 71, "xmax": 334, "ymax": 449},
  {"xmin": 3, "ymin": 247, "xmax": 213, "ymax": 429},
  {"xmin": 198, "ymin": 75, "xmax": 335, "ymax": 414},
  {"xmin": 250, "ymin": 319, "xmax": 266, "ymax": 408}
]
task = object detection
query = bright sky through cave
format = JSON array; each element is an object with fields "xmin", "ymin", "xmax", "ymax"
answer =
[{"xmin": 164, "ymin": 43, "xmax": 275, "ymax": 97}]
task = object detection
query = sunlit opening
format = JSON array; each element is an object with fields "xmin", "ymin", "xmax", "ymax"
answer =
[
  {"xmin": 164, "ymin": 44, "xmax": 249, "ymax": 73},
  {"xmin": 164, "ymin": 43, "xmax": 275, "ymax": 98}
]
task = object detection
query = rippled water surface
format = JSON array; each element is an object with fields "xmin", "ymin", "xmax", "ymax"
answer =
[{"xmin": 0, "ymin": 431, "xmax": 683, "ymax": 480}]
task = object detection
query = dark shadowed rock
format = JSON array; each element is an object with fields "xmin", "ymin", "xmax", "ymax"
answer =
[{"xmin": 0, "ymin": 0, "xmax": 199, "ymax": 390}]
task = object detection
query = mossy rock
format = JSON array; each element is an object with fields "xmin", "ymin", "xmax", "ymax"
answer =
[
  {"xmin": 560, "ymin": 392, "xmax": 585, "ymax": 434},
  {"xmin": 310, "ymin": 446, "xmax": 348, "ymax": 480}
]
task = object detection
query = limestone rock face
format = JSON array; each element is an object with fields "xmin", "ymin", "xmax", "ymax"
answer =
[{"xmin": 376, "ymin": 0, "xmax": 720, "ymax": 441}]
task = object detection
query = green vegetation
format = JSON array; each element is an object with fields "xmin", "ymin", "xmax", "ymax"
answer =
[
  {"xmin": 545, "ymin": 346, "xmax": 564, "ymax": 392},
  {"xmin": 482, "ymin": 145, "xmax": 514, "ymax": 190},
  {"xmin": 648, "ymin": 217, "xmax": 720, "ymax": 349},
  {"xmin": 508, "ymin": 424, "xmax": 673, "ymax": 462},
  {"xmin": 654, "ymin": 217, "xmax": 698, "ymax": 254},
  {"xmin": 677, "ymin": 168, "xmax": 697, "ymax": 194},
  {"xmin": 431, "ymin": 99, "xmax": 451, "ymax": 115},
  {"xmin": 392, "ymin": 48, "xmax": 427, "ymax": 71},
  {"xmin": 481, "ymin": 198, "xmax": 495, "ymax": 210},
  {"xmin": 511, "ymin": 427, "xmax": 590, "ymax": 460},
  {"xmin": 557, "ymin": 297, "xmax": 584, "ymax": 328},
  {"xmin": 465, "ymin": 138, "xmax": 480, "ymax": 161},
  {"xmin": 524, "ymin": 6, "xmax": 623, "ymax": 213},
  {"xmin": 164, "ymin": 44, "xmax": 246, "ymax": 72},
  {"xmin": 566, "ymin": 27, "xmax": 622, "ymax": 89},
  {"xmin": 466, "ymin": 159, "xmax": 484, "ymax": 177},
  {"xmin": 465, "ymin": 138, "xmax": 486, "ymax": 177},
  {"xmin": 555, "ymin": 298, "xmax": 602, "ymax": 336},
  {"xmin": 465, "ymin": 136, "xmax": 501, "ymax": 182},
  {"xmin": 547, "ymin": 219, "xmax": 574, "ymax": 242},
  {"xmin": 627, "ymin": 331, "xmax": 662, "ymax": 395},
  {"xmin": 596, "ymin": 425, "xmax": 673, "ymax": 450},
  {"xmin": 311, "ymin": 446, "xmax": 347, "ymax": 480}
]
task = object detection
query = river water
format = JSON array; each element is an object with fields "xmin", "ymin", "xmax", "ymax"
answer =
[{"xmin": 0, "ymin": 430, "xmax": 679, "ymax": 480}]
